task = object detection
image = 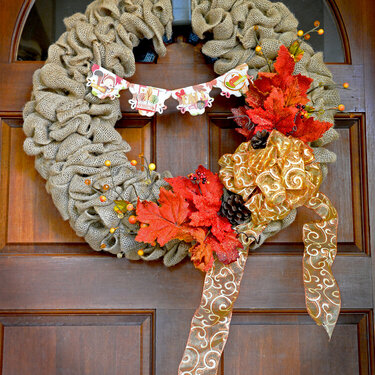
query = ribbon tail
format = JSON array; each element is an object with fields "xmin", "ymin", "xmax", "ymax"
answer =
[
  {"xmin": 302, "ymin": 192, "xmax": 341, "ymax": 339},
  {"xmin": 178, "ymin": 248, "xmax": 248, "ymax": 375}
]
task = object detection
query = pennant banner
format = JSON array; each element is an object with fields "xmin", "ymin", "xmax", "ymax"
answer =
[
  {"xmin": 87, "ymin": 64, "xmax": 129, "ymax": 100},
  {"xmin": 86, "ymin": 64, "xmax": 250, "ymax": 116},
  {"xmin": 129, "ymin": 84, "xmax": 171, "ymax": 117}
]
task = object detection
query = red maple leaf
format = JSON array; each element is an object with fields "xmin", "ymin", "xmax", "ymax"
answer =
[
  {"xmin": 293, "ymin": 115, "xmax": 333, "ymax": 143},
  {"xmin": 166, "ymin": 165, "xmax": 224, "ymax": 228},
  {"xmin": 232, "ymin": 45, "xmax": 330, "ymax": 143},
  {"xmin": 206, "ymin": 232, "xmax": 241, "ymax": 265},
  {"xmin": 246, "ymin": 88, "xmax": 297, "ymax": 135}
]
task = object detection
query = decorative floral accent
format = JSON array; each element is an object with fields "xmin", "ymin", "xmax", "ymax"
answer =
[
  {"xmin": 136, "ymin": 166, "xmax": 243, "ymax": 271},
  {"xmin": 232, "ymin": 45, "xmax": 333, "ymax": 143},
  {"xmin": 219, "ymin": 130, "xmax": 322, "ymax": 236},
  {"xmin": 289, "ymin": 40, "xmax": 304, "ymax": 62}
]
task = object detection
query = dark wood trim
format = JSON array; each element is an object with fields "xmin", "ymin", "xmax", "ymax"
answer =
[
  {"xmin": 327, "ymin": 0, "xmax": 352, "ymax": 64},
  {"xmin": 0, "ymin": 118, "xmax": 11, "ymax": 251},
  {"xmin": 0, "ymin": 309, "xmax": 155, "ymax": 316},
  {"xmin": 9, "ymin": 0, "xmax": 35, "ymax": 63},
  {"xmin": 0, "ymin": 321, "xmax": 3, "ymax": 375},
  {"xmin": 335, "ymin": 113, "xmax": 370, "ymax": 255}
]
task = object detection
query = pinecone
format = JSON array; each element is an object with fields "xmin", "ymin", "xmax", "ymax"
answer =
[
  {"xmin": 251, "ymin": 130, "xmax": 270, "ymax": 149},
  {"xmin": 220, "ymin": 191, "xmax": 251, "ymax": 226}
]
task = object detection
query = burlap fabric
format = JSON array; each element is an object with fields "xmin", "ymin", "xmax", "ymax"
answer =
[{"xmin": 23, "ymin": 0, "xmax": 339, "ymax": 262}]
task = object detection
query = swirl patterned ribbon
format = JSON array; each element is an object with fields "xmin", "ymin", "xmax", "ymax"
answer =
[
  {"xmin": 303, "ymin": 192, "xmax": 340, "ymax": 339},
  {"xmin": 178, "ymin": 130, "xmax": 341, "ymax": 374},
  {"xmin": 178, "ymin": 229, "xmax": 260, "ymax": 375}
]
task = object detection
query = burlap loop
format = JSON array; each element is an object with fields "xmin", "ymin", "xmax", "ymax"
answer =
[{"xmin": 23, "ymin": 0, "xmax": 339, "ymax": 265}]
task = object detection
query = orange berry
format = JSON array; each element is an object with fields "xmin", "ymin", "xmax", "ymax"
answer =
[
  {"xmin": 137, "ymin": 249, "xmax": 144, "ymax": 256},
  {"xmin": 85, "ymin": 179, "xmax": 91, "ymax": 185},
  {"xmin": 100, "ymin": 243, "xmax": 106, "ymax": 249},
  {"xmin": 140, "ymin": 223, "xmax": 149, "ymax": 228},
  {"xmin": 103, "ymin": 184, "xmax": 110, "ymax": 191},
  {"xmin": 104, "ymin": 160, "xmax": 111, "ymax": 167},
  {"xmin": 254, "ymin": 25, "xmax": 258, "ymax": 31},
  {"xmin": 128, "ymin": 215, "xmax": 137, "ymax": 224},
  {"xmin": 126, "ymin": 203, "xmax": 134, "ymax": 211},
  {"xmin": 255, "ymin": 45, "xmax": 262, "ymax": 53},
  {"xmin": 318, "ymin": 29, "xmax": 324, "ymax": 35},
  {"xmin": 297, "ymin": 30, "xmax": 304, "ymax": 37},
  {"xmin": 99, "ymin": 195, "xmax": 107, "ymax": 202},
  {"xmin": 130, "ymin": 160, "xmax": 137, "ymax": 166},
  {"xmin": 304, "ymin": 34, "xmax": 311, "ymax": 40},
  {"xmin": 338, "ymin": 104, "xmax": 345, "ymax": 111},
  {"xmin": 314, "ymin": 21, "xmax": 320, "ymax": 27},
  {"xmin": 151, "ymin": 241, "xmax": 156, "ymax": 247},
  {"xmin": 343, "ymin": 82, "xmax": 349, "ymax": 89}
]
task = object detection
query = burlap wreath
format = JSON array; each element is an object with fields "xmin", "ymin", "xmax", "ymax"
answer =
[{"xmin": 23, "ymin": 0, "xmax": 340, "ymax": 266}]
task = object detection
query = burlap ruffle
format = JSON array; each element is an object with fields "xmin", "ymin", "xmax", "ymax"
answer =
[{"xmin": 23, "ymin": 0, "xmax": 339, "ymax": 264}]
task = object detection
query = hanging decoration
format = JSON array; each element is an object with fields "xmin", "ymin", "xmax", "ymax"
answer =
[
  {"xmin": 22, "ymin": 0, "xmax": 350, "ymax": 373},
  {"xmin": 87, "ymin": 64, "xmax": 249, "ymax": 116}
]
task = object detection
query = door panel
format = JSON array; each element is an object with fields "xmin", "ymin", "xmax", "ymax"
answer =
[
  {"xmin": 0, "ymin": 0, "xmax": 374, "ymax": 374},
  {"xmin": 0, "ymin": 312, "xmax": 153, "ymax": 375}
]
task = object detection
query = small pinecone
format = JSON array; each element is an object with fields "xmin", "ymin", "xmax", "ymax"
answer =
[
  {"xmin": 251, "ymin": 130, "xmax": 270, "ymax": 149},
  {"xmin": 220, "ymin": 191, "xmax": 251, "ymax": 226}
]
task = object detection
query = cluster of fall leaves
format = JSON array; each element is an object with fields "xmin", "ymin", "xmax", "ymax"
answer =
[
  {"xmin": 135, "ymin": 166, "xmax": 242, "ymax": 272},
  {"xmin": 232, "ymin": 45, "xmax": 333, "ymax": 143},
  {"xmin": 134, "ymin": 45, "xmax": 334, "ymax": 272}
]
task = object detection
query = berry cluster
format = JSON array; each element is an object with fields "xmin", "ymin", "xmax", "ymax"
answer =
[
  {"xmin": 188, "ymin": 170, "xmax": 208, "ymax": 184},
  {"xmin": 296, "ymin": 103, "xmax": 309, "ymax": 119}
]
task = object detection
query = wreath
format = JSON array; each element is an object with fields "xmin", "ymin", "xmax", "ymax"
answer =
[{"xmin": 23, "ymin": 0, "xmax": 346, "ymax": 373}]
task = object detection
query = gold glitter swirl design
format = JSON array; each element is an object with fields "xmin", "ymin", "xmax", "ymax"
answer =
[
  {"xmin": 178, "ymin": 229, "xmax": 261, "ymax": 375},
  {"xmin": 218, "ymin": 130, "xmax": 341, "ymax": 335},
  {"xmin": 219, "ymin": 130, "xmax": 322, "ymax": 236},
  {"xmin": 303, "ymin": 192, "xmax": 340, "ymax": 339}
]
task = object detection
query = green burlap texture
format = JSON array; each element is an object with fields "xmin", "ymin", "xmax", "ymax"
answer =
[{"xmin": 23, "ymin": 0, "xmax": 340, "ymax": 263}]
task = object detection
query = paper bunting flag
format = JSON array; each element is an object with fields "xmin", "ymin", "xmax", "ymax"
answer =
[
  {"xmin": 86, "ymin": 64, "xmax": 129, "ymax": 100},
  {"xmin": 213, "ymin": 63, "xmax": 250, "ymax": 98},
  {"xmin": 171, "ymin": 84, "xmax": 214, "ymax": 116},
  {"xmin": 128, "ymin": 84, "xmax": 171, "ymax": 117},
  {"xmin": 87, "ymin": 63, "xmax": 250, "ymax": 115}
]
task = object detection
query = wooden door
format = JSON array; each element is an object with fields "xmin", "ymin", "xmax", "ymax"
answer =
[{"xmin": 0, "ymin": 0, "xmax": 374, "ymax": 374}]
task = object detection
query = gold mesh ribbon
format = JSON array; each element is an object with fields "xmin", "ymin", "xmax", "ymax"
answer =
[
  {"xmin": 303, "ymin": 192, "xmax": 340, "ymax": 338},
  {"xmin": 178, "ymin": 229, "xmax": 260, "ymax": 375},
  {"xmin": 178, "ymin": 131, "xmax": 340, "ymax": 374},
  {"xmin": 178, "ymin": 250, "xmax": 248, "ymax": 374}
]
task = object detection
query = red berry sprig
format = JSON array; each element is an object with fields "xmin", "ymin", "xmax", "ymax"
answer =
[{"xmin": 188, "ymin": 170, "xmax": 208, "ymax": 184}]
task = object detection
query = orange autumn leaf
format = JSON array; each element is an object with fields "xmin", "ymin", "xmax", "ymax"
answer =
[
  {"xmin": 190, "ymin": 242, "xmax": 214, "ymax": 272},
  {"xmin": 135, "ymin": 188, "xmax": 204, "ymax": 246}
]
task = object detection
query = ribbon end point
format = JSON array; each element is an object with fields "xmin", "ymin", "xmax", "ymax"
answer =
[{"xmin": 323, "ymin": 324, "xmax": 335, "ymax": 341}]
